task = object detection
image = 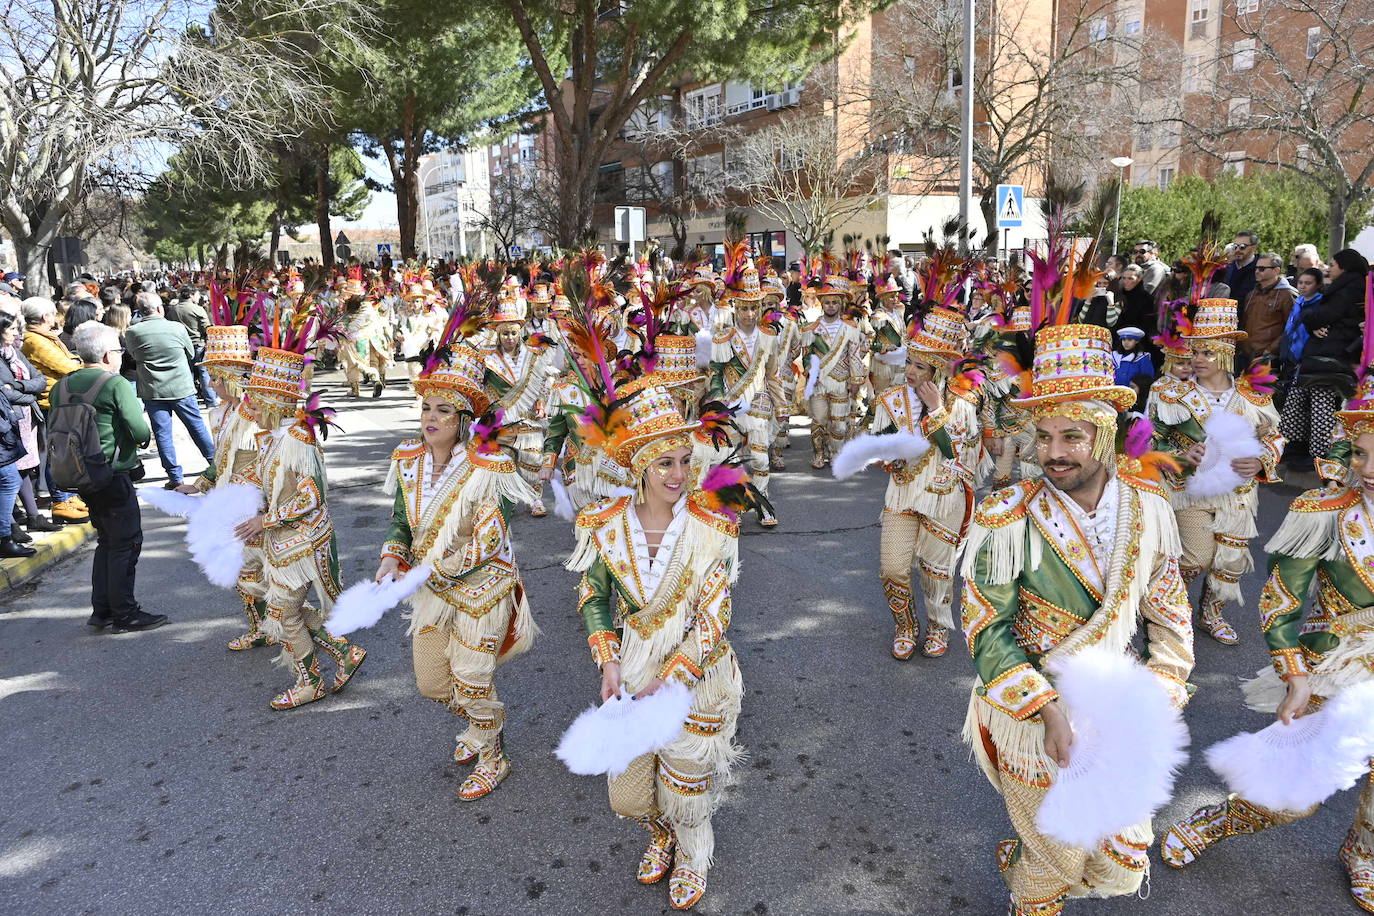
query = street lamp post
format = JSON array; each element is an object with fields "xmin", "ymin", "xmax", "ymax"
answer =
[
  {"xmin": 958, "ymin": 0, "xmax": 976, "ymax": 252},
  {"xmin": 1109, "ymin": 156, "xmax": 1133, "ymax": 255}
]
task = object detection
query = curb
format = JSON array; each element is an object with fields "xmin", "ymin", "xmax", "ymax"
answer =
[{"xmin": 0, "ymin": 523, "xmax": 94, "ymax": 594}]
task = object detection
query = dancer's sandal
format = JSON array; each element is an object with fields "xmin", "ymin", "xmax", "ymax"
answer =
[{"xmin": 458, "ymin": 756, "xmax": 511, "ymax": 801}]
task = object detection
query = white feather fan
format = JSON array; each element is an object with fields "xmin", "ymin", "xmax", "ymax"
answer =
[
  {"xmin": 550, "ymin": 472, "xmax": 575, "ymax": 521},
  {"xmin": 1205, "ymin": 681, "xmax": 1374, "ymax": 813},
  {"xmin": 1185, "ymin": 411, "xmax": 1264, "ymax": 499},
  {"xmin": 1037, "ymin": 648, "xmax": 1190, "ymax": 849},
  {"xmin": 326, "ymin": 564, "xmax": 433, "ymax": 636},
  {"xmin": 555, "ymin": 681, "xmax": 694, "ymax": 777},
  {"xmin": 831, "ymin": 432, "xmax": 931, "ymax": 480},
  {"xmin": 185, "ymin": 483, "xmax": 260, "ymax": 588},
  {"xmin": 803, "ymin": 354, "xmax": 821, "ymax": 400},
  {"xmin": 138, "ymin": 486, "xmax": 201, "ymax": 518}
]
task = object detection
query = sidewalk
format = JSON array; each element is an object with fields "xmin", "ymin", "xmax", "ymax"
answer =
[{"xmin": 0, "ymin": 367, "xmax": 423, "ymax": 596}]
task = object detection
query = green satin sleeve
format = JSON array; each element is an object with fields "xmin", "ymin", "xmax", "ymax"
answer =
[
  {"xmin": 930, "ymin": 427, "xmax": 955, "ymax": 460},
  {"xmin": 579, "ymin": 557, "xmax": 617, "ymax": 638}
]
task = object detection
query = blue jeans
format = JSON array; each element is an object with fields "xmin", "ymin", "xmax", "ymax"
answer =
[
  {"xmin": 0, "ymin": 462, "xmax": 20, "ymax": 537},
  {"xmin": 191, "ymin": 346, "xmax": 219, "ymax": 407},
  {"xmin": 145, "ymin": 395, "xmax": 215, "ymax": 484}
]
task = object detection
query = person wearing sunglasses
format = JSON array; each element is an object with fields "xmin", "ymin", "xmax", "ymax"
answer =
[
  {"xmin": 1223, "ymin": 231, "xmax": 1260, "ymax": 307},
  {"xmin": 1240, "ymin": 252, "xmax": 1297, "ymax": 361},
  {"xmin": 1132, "ymin": 240, "xmax": 1168, "ymax": 296}
]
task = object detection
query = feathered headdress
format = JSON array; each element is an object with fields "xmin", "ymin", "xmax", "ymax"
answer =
[{"xmin": 1115, "ymin": 414, "xmax": 1181, "ymax": 482}]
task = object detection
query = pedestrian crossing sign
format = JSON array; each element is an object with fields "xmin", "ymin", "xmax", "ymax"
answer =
[{"xmin": 996, "ymin": 184, "xmax": 1024, "ymax": 229}]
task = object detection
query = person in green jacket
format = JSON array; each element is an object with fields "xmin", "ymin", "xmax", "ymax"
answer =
[{"xmin": 56, "ymin": 322, "xmax": 165, "ymax": 632}]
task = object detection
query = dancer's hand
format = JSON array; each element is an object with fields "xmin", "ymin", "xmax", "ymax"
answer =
[
  {"xmin": 375, "ymin": 557, "xmax": 401, "ymax": 583},
  {"xmin": 538, "ymin": 466, "xmax": 554, "ymax": 482},
  {"xmin": 174, "ymin": 483, "xmax": 199, "ymax": 495},
  {"xmin": 1182, "ymin": 443, "xmax": 1206, "ymax": 466},
  {"xmin": 633, "ymin": 677, "xmax": 666, "ymax": 700},
  {"xmin": 1276, "ymin": 675, "xmax": 1312, "ymax": 725},
  {"xmin": 987, "ymin": 436, "xmax": 1005, "ymax": 457},
  {"xmin": 1041, "ymin": 701, "xmax": 1074, "ymax": 768},
  {"xmin": 915, "ymin": 380, "xmax": 942, "ymax": 411},
  {"xmin": 1231, "ymin": 457, "xmax": 1263, "ymax": 479},
  {"xmin": 600, "ymin": 661, "xmax": 622, "ymax": 701},
  {"xmin": 233, "ymin": 514, "xmax": 265, "ymax": 540}
]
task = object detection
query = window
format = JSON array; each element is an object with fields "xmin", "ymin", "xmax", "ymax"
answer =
[
  {"xmin": 1159, "ymin": 119, "xmax": 1181, "ymax": 147},
  {"xmin": 1232, "ymin": 38, "xmax": 1255, "ymax": 70},
  {"xmin": 687, "ymin": 153, "xmax": 723, "ymax": 188},
  {"xmin": 684, "ymin": 85, "xmax": 722, "ymax": 128},
  {"xmin": 1228, "ymin": 97, "xmax": 1251, "ymax": 125},
  {"xmin": 903, "ymin": 55, "xmax": 917, "ymax": 76},
  {"xmin": 1237, "ymin": 0, "xmax": 1259, "ymax": 12},
  {"xmin": 1136, "ymin": 122, "xmax": 1154, "ymax": 151},
  {"xmin": 651, "ymin": 161, "xmax": 674, "ymax": 196},
  {"xmin": 1125, "ymin": 19, "xmax": 1142, "ymax": 34},
  {"xmin": 946, "ymin": 62, "xmax": 963, "ymax": 92},
  {"xmin": 1189, "ymin": 0, "xmax": 1208, "ymax": 21},
  {"xmin": 1184, "ymin": 54, "xmax": 1205, "ymax": 92},
  {"xmin": 1133, "ymin": 164, "xmax": 1153, "ymax": 187},
  {"xmin": 1223, "ymin": 151, "xmax": 1246, "ymax": 175},
  {"xmin": 1089, "ymin": 18, "xmax": 1108, "ymax": 40},
  {"xmin": 1307, "ymin": 26, "xmax": 1323, "ymax": 59},
  {"xmin": 1158, "ymin": 167, "xmax": 1176, "ymax": 190}
]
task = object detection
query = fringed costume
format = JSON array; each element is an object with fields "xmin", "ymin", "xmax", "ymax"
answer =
[
  {"xmin": 484, "ymin": 298, "xmax": 556, "ymax": 517},
  {"xmin": 1150, "ymin": 298, "xmax": 1283, "ymax": 645},
  {"xmin": 1161, "ymin": 327, "xmax": 1374, "ymax": 915},
  {"xmin": 872, "ymin": 307, "xmax": 981, "ymax": 660},
  {"xmin": 240, "ymin": 342, "xmax": 366, "ymax": 710},
  {"xmin": 801, "ymin": 270, "xmax": 866, "ymax": 468},
  {"xmin": 960, "ymin": 324, "xmax": 1195, "ymax": 915}
]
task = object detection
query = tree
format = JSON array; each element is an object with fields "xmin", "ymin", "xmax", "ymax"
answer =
[
  {"xmin": 1176, "ymin": 0, "xmax": 1374, "ymax": 251},
  {"xmin": 1115, "ymin": 172, "xmax": 1370, "ymax": 261},
  {"xmin": 474, "ymin": 168, "xmax": 535, "ymax": 259},
  {"xmin": 345, "ymin": 0, "xmax": 539, "ymax": 259},
  {"xmin": 0, "ymin": 0, "xmax": 376, "ymax": 293},
  {"xmin": 850, "ymin": 0, "xmax": 1151, "ymax": 246},
  {"xmin": 713, "ymin": 113, "xmax": 884, "ymax": 255},
  {"xmin": 499, "ymin": 0, "xmax": 883, "ymax": 248},
  {"xmin": 620, "ymin": 101, "xmax": 737, "ymax": 259}
]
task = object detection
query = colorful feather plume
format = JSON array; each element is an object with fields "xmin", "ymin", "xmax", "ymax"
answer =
[
  {"xmin": 694, "ymin": 401, "xmax": 739, "ymax": 449},
  {"xmin": 948, "ymin": 357, "xmax": 988, "ymax": 396},
  {"xmin": 296, "ymin": 391, "xmax": 341, "ymax": 441},
  {"xmin": 1115, "ymin": 414, "xmax": 1181, "ymax": 482},
  {"xmin": 697, "ymin": 460, "xmax": 771, "ymax": 523},
  {"xmin": 1241, "ymin": 358, "xmax": 1277, "ymax": 397},
  {"xmin": 470, "ymin": 409, "xmax": 508, "ymax": 455}
]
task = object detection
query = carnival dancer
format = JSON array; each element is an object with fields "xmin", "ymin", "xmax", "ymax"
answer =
[
  {"xmin": 484, "ymin": 294, "xmax": 556, "ymax": 517},
  {"xmin": 374, "ymin": 324, "xmax": 538, "ymax": 801},
  {"xmin": 1150, "ymin": 298, "xmax": 1283, "ymax": 645},
  {"xmin": 760, "ymin": 261, "xmax": 801, "ymax": 470},
  {"xmin": 708, "ymin": 243, "xmax": 782, "ymax": 527},
  {"xmin": 397, "ymin": 279, "xmax": 447, "ymax": 395},
  {"xmin": 868, "ymin": 307, "xmax": 980, "ymax": 659},
  {"xmin": 236, "ymin": 323, "xmax": 366, "ymax": 709},
  {"xmin": 960, "ymin": 321, "xmax": 1194, "ymax": 915},
  {"xmin": 801, "ymin": 263, "xmax": 866, "ymax": 468},
  {"xmin": 176, "ymin": 290, "xmax": 272, "ymax": 651},
  {"xmin": 568, "ymin": 380, "xmax": 746, "ymax": 911},
  {"xmin": 1159, "ymin": 366, "xmax": 1374, "ymax": 913},
  {"xmin": 338, "ymin": 270, "xmax": 393, "ymax": 398},
  {"xmin": 869, "ymin": 266, "xmax": 907, "ymax": 402}
]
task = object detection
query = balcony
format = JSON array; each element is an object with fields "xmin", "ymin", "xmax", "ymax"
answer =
[{"xmin": 722, "ymin": 87, "xmax": 802, "ymax": 118}]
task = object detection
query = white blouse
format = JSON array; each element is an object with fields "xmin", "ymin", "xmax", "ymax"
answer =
[{"xmin": 626, "ymin": 496, "xmax": 689, "ymax": 595}]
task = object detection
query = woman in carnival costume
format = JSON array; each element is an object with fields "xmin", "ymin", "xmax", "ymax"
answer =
[
  {"xmin": 236, "ymin": 307, "xmax": 367, "ymax": 709},
  {"xmin": 374, "ymin": 299, "xmax": 540, "ymax": 801},
  {"xmin": 1160, "ymin": 306, "xmax": 1374, "ymax": 914},
  {"xmin": 560, "ymin": 257, "xmax": 756, "ymax": 909}
]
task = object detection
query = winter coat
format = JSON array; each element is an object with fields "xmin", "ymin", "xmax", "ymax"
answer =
[
  {"xmin": 1241, "ymin": 276, "xmax": 1297, "ymax": 358},
  {"xmin": 1298, "ymin": 270, "xmax": 1366, "ymax": 383}
]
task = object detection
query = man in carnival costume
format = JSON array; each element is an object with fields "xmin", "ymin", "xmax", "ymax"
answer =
[
  {"xmin": 396, "ymin": 274, "xmax": 447, "ymax": 395},
  {"xmin": 868, "ymin": 260, "xmax": 908, "ymax": 403},
  {"xmin": 759, "ymin": 259, "xmax": 802, "ymax": 471},
  {"xmin": 800, "ymin": 257, "xmax": 866, "ymax": 469},
  {"xmin": 375, "ymin": 304, "xmax": 539, "ymax": 801},
  {"xmin": 177, "ymin": 284, "xmax": 274, "ymax": 651},
  {"xmin": 483, "ymin": 287, "xmax": 556, "ymax": 517},
  {"xmin": 1149, "ymin": 297, "xmax": 1283, "ymax": 646},
  {"xmin": 708, "ymin": 242, "xmax": 783, "ymax": 527},
  {"xmin": 1160, "ymin": 337, "xmax": 1374, "ymax": 913},
  {"xmin": 236, "ymin": 317, "xmax": 366, "ymax": 709},
  {"xmin": 960, "ymin": 320, "xmax": 1195, "ymax": 915},
  {"xmin": 337, "ymin": 269, "xmax": 393, "ymax": 398},
  {"xmin": 862, "ymin": 305, "xmax": 982, "ymax": 659}
]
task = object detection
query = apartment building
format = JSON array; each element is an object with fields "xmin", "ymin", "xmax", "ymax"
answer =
[{"xmin": 415, "ymin": 148, "xmax": 493, "ymax": 260}]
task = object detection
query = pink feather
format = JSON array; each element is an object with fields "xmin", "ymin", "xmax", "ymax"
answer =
[{"xmin": 1124, "ymin": 416, "xmax": 1154, "ymax": 459}]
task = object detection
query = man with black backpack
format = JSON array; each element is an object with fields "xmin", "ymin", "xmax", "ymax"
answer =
[{"xmin": 50, "ymin": 322, "xmax": 166, "ymax": 632}]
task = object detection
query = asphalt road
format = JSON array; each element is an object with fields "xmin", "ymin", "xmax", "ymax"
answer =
[{"xmin": 0, "ymin": 373, "xmax": 1358, "ymax": 915}]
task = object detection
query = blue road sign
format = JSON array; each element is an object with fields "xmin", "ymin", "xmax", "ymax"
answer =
[{"xmin": 996, "ymin": 184, "xmax": 1025, "ymax": 229}]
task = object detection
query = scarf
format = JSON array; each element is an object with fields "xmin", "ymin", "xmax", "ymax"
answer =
[
  {"xmin": 0, "ymin": 344, "xmax": 28, "ymax": 380},
  {"xmin": 1280, "ymin": 291, "xmax": 1322, "ymax": 365}
]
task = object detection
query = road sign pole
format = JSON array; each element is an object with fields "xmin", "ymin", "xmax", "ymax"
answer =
[{"xmin": 958, "ymin": 0, "xmax": 975, "ymax": 252}]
